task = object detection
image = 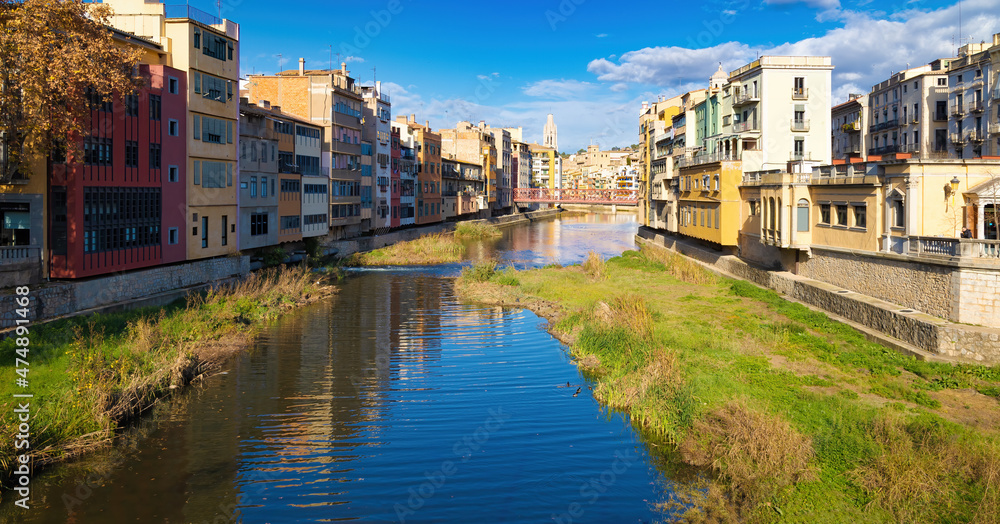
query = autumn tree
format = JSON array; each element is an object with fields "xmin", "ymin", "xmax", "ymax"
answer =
[{"xmin": 0, "ymin": 0, "xmax": 142, "ymax": 182}]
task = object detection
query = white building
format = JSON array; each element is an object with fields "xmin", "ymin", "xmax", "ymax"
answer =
[
  {"xmin": 362, "ymin": 82, "xmax": 392, "ymax": 229},
  {"xmin": 868, "ymin": 60, "xmax": 951, "ymax": 159},
  {"xmin": 948, "ymin": 38, "xmax": 998, "ymax": 159}
]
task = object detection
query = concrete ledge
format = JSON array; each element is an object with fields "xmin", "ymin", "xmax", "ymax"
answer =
[{"xmin": 637, "ymin": 227, "xmax": 1000, "ymax": 365}]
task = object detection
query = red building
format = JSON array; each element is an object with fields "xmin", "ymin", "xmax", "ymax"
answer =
[
  {"xmin": 48, "ymin": 64, "xmax": 187, "ymax": 278},
  {"xmin": 390, "ymin": 127, "xmax": 402, "ymax": 228}
]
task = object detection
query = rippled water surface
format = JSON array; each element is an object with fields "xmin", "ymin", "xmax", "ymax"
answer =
[{"xmin": 10, "ymin": 212, "xmax": 672, "ymax": 523}]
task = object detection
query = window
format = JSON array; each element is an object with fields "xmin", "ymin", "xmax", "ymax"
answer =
[
  {"xmin": 125, "ymin": 141, "xmax": 139, "ymax": 168},
  {"xmin": 168, "ymin": 227, "xmax": 178, "ymax": 245},
  {"xmin": 281, "ymin": 216, "xmax": 301, "ymax": 230},
  {"xmin": 892, "ymin": 199, "xmax": 904, "ymax": 228},
  {"xmin": 203, "ymin": 36, "xmax": 229, "ymax": 61},
  {"xmin": 201, "ymin": 217, "xmax": 208, "ymax": 248},
  {"xmin": 250, "ymin": 213, "xmax": 269, "ymax": 236},
  {"xmin": 793, "ymin": 77, "xmax": 806, "ymax": 97},
  {"xmin": 149, "ymin": 143, "xmax": 161, "ymax": 169},
  {"xmin": 853, "ymin": 205, "xmax": 867, "ymax": 229},
  {"xmin": 796, "ymin": 199, "xmax": 809, "ymax": 232},
  {"xmin": 168, "ymin": 165, "xmax": 178, "ymax": 182},
  {"xmin": 938, "ymin": 78, "xmax": 946, "ymax": 86},
  {"xmin": 84, "ymin": 137, "xmax": 112, "ymax": 165},
  {"xmin": 193, "ymin": 28, "xmax": 200, "ymax": 49},
  {"xmin": 168, "ymin": 119, "xmax": 179, "ymax": 136},
  {"xmin": 125, "ymin": 94, "xmax": 138, "ymax": 116},
  {"xmin": 168, "ymin": 77, "xmax": 179, "ymax": 95},
  {"xmin": 221, "ymin": 215, "xmax": 228, "ymax": 246},
  {"xmin": 835, "ymin": 204, "xmax": 848, "ymax": 226},
  {"xmin": 79, "ymin": 187, "xmax": 161, "ymax": 253},
  {"xmin": 250, "ymin": 176, "xmax": 257, "ymax": 197},
  {"xmin": 793, "ymin": 138, "xmax": 805, "ymax": 159},
  {"xmin": 200, "ymin": 115, "xmax": 226, "ymax": 143},
  {"xmin": 149, "ymin": 95, "xmax": 161, "ymax": 120},
  {"xmin": 820, "ymin": 204, "xmax": 831, "ymax": 224},
  {"xmin": 261, "ymin": 176, "xmax": 268, "ymax": 198},
  {"xmin": 197, "ymin": 72, "xmax": 228, "ymax": 103}
]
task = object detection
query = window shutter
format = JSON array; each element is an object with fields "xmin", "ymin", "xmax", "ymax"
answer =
[
  {"xmin": 227, "ymin": 121, "xmax": 233, "ymax": 143},
  {"xmin": 194, "ymin": 72, "xmax": 200, "ymax": 94},
  {"xmin": 194, "ymin": 161, "xmax": 201, "ymax": 185},
  {"xmin": 227, "ymin": 163, "xmax": 233, "ymax": 186},
  {"xmin": 193, "ymin": 115, "xmax": 200, "ymax": 139}
]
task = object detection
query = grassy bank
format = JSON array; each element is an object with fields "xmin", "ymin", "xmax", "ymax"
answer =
[
  {"xmin": 0, "ymin": 267, "xmax": 334, "ymax": 489},
  {"xmin": 346, "ymin": 223, "xmax": 502, "ymax": 266},
  {"xmin": 457, "ymin": 246, "xmax": 1000, "ymax": 523}
]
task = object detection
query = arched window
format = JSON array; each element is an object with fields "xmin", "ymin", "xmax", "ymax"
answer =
[
  {"xmin": 768, "ymin": 197, "xmax": 776, "ymax": 230},
  {"xmin": 797, "ymin": 199, "xmax": 810, "ymax": 232}
]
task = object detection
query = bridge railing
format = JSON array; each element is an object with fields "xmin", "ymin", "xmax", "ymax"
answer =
[{"xmin": 512, "ymin": 188, "xmax": 639, "ymax": 205}]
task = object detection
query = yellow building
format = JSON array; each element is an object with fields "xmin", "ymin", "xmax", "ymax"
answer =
[{"xmin": 677, "ymin": 159, "xmax": 743, "ymax": 247}]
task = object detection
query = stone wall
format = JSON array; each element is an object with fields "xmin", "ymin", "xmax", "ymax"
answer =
[
  {"xmin": 1, "ymin": 256, "xmax": 249, "ymax": 329},
  {"xmin": 954, "ymin": 268, "xmax": 1000, "ymax": 327},
  {"xmin": 636, "ymin": 228, "xmax": 1000, "ymax": 364},
  {"xmin": 797, "ymin": 247, "xmax": 955, "ymax": 321}
]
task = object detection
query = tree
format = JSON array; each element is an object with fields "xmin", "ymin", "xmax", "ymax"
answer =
[{"xmin": 0, "ymin": 0, "xmax": 142, "ymax": 182}]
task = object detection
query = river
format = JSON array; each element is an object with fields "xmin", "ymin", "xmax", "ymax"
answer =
[{"xmin": 7, "ymin": 212, "xmax": 674, "ymax": 523}]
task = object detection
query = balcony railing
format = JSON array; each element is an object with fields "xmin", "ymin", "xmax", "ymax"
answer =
[
  {"xmin": 867, "ymin": 144, "xmax": 900, "ymax": 156},
  {"xmin": 792, "ymin": 88, "xmax": 808, "ymax": 100},
  {"xmin": 677, "ymin": 151, "xmax": 737, "ymax": 168},
  {"xmin": 990, "ymin": 122, "xmax": 1000, "ymax": 135},
  {"xmin": 950, "ymin": 132, "xmax": 967, "ymax": 144},
  {"xmin": 969, "ymin": 100, "xmax": 985, "ymax": 113},
  {"xmin": 791, "ymin": 119, "xmax": 810, "ymax": 132},
  {"xmin": 909, "ymin": 237, "xmax": 1000, "ymax": 261},
  {"xmin": 733, "ymin": 120, "xmax": 759, "ymax": 133},
  {"xmin": 733, "ymin": 90, "xmax": 760, "ymax": 105},
  {"xmin": 900, "ymin": 143, "xmax": 921, "ymax": 153},
  {"xmin": 951, "ymin": 103, "xmax": 965, "ymax": 117},
  {"xmin": 869, "ymin": 119, "xmax": 900, "ymax": 133},
  {"xmin": 969, "ymin": 130, "xmax": 985, "ymax": 143},
  {"xmin": 165, "ymin": 5, "xmax": 221, "ymax": 25},
  {"xmin": 0, "ymin": 246, "xmax": 41, "ymax": 264},
  {"xmin": 933, "ymin": 112, "xmax": 948, "ymax": 122},
  {"xmin": 789, "ymin": 151, "xmax": 810, "ymax": 161}
]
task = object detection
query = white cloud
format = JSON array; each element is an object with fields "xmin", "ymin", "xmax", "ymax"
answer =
[
  {"xmin": 596, "ymin": 33, "xmax": 609, "ymax": 38},
  {"xmin": 523, "ymin": 79, "xmax": 596, "ymax": 99},
  {"xmin": 610, "ymin": 83, "xmax": 629, "ymax": 93},
  {"xmin": 345, "ymin": 56, "xmax": 365, "ymax": 63},
  {"xmin": 588, "ymin": 0, "xmax": 1000, "ymax": 105}
]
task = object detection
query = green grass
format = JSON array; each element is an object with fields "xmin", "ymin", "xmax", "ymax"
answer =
[
  {"xmin": 456, "ymin": 244, "xmax": 1000, "ymax": 523},
  {"xmin": 346, "ymin": 233, "xmax": 465, "ymax": 266},
  {"xmin": 0, "ymin": 267, "xmax": 329, "ymax": 487}
]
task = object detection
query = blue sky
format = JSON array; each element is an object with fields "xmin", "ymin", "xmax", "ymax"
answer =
[{"xmin": 215, "ymin": 0, "xmax": 1000, "ymax": 152}]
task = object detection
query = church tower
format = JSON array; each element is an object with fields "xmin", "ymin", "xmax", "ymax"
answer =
[{"xmin": 543, "ymin": 113, "xmax": 558, "ymax": 151}]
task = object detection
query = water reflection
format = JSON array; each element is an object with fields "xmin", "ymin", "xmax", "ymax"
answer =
[{"xmin": 6, "ymin": 212, "xmax": 665, "ymax": 523}]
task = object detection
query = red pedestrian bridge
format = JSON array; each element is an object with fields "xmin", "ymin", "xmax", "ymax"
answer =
[{"xmin": 512, "ymin": 188, "xmax": 639, "ymax": 206}]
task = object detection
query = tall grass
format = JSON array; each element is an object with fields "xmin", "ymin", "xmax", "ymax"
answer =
[
  {"xmin": 0, "ymin": 266, "xmax": 326, "ymax": 483},
  {"xmin": 454, "ymin": 222, "xmax": 502, "ymax": 239},
  {"xmin": 346, "ymin": 233, "xmax": 465, "ymax": 266},
  {"xmin": 581, "ymin": 251, "xmax": 606, "ymax": 280}
]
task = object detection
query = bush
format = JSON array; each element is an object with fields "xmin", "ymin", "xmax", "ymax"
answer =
[
  {"xmin": 455, "ymin": 222, "xmax": 502, "ymax": 239},
  {"xmin": 582, "ymin": 251, "xmax": 605, "ymax": 280},
  {"xmin": 260, "ymin": 246, "xmax": 287, "ymax": 267}
]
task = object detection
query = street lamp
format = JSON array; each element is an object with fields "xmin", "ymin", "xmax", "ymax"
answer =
[{"xmin": 949, "ymin": 176, "xmax": 961, "ymax": 209}]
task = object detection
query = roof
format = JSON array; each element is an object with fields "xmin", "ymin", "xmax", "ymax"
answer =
[{"xmin": 240, "ymin": 101, "xmax": 316, "ymax": 127}]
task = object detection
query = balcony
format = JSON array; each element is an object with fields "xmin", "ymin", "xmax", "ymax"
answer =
[
  {"xmin": 841, "ymin": 121, "xmax": 860, "ymax": 132},
  {"xmin": 868, "ymin": 119, "xmax": 899, "ymax": 133},
  {"xmin": 792, "ymin": 88, "xmax": 809, "ymax": 100},
  {"xmin": 165, "ymin": 5, "xmax": 238, "ymax": 38},
  {"xmin": 900, "ymin": 143, "xmax": 921, "ymax": 154},
  {"xmin": 990, "ymin": 122, "xmax": 1000, "ymax": 135},
  {"xmin": 950, "ymin": 132, "xmax": 967, "ymax": 145},
  {"xmin": 0, "ymin": 246, "xmax": 40, "ymax": 264},
  {"xmin": 732, "ymin": 120, "xmax": 759, "ymax": 133},
  {"xmin": 789, "ymin": 151, "xmax": 810, "ymax": 161},
  {"xmin": 867, "ymin": 144, "xmax": 900, "ymax": 156},
  {"xmin": 733, "ymin": 90, "xmax": 760, "ymax": 106},
  {"xmin": 951, "ymin": 103, "xmax": 965, "ymax": 117},
  {"xmin": 969, "ymin": 130, "xmax": 985, "ymax": 143},
  {"xmin": 933, "ymin": 112, "xmax": 949, "ymax": 122},
  {"xmin": 791, "ymin": 119, "xmax": 810, "ymax": 132},
  {"xmin": 968, "ymin": 100, "xmax": 985, "ymax": 113},
  {"xmin": 676, "ymin": 151, "xmax": 737, "ymax": 169}
]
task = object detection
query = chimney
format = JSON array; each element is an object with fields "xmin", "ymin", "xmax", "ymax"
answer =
[
  {"xmin": 341, "ymin": 62, "xmax": 347, "ymax": 74},
  {"xmin": 239, "ymin": 96, "xmax": 248, "ymax": 105},
  {"xmin": 271, "ymin": 105, "xmax": 281, "ymax": 113},
  {"xmin": 410, "ymin": 114, "xmax": 415, "ymax": 123},
  {"xmin": 299, "ymin": 58, "xmax": 305, "ymax": 75},
  {"xmin": 425, "ymin": 121, "xmax": 430, "ymax": 130}
]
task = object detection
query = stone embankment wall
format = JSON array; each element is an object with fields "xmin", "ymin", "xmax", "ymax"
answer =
[
  {"xmin": 322, "ymin": 208, "xmax": 565, "ymax": 258},
  {"xmin": 1, "ymin": 256, "xmax": 249, "ymax": 329},
  {"xmin": 637, "ymin": 228, "xmax": 1000, "ymax": 364}
]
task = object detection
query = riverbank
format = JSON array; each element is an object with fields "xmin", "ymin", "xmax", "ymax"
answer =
[
  {"xmin": 344, "ymin": 222, "xmax": 502, "ymax": 266},
  {"xmin": 0, "ymin": 266, "xmax": 337, "ymax": 492},
  {"xmin": 456, "ymin": 245, "xmax": 1000, "ymax": 523}
]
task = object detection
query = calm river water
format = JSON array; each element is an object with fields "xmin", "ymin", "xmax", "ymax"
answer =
[{"xmin": 9, "ymin": 212, "xmax": 674, "ymax": 523}]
